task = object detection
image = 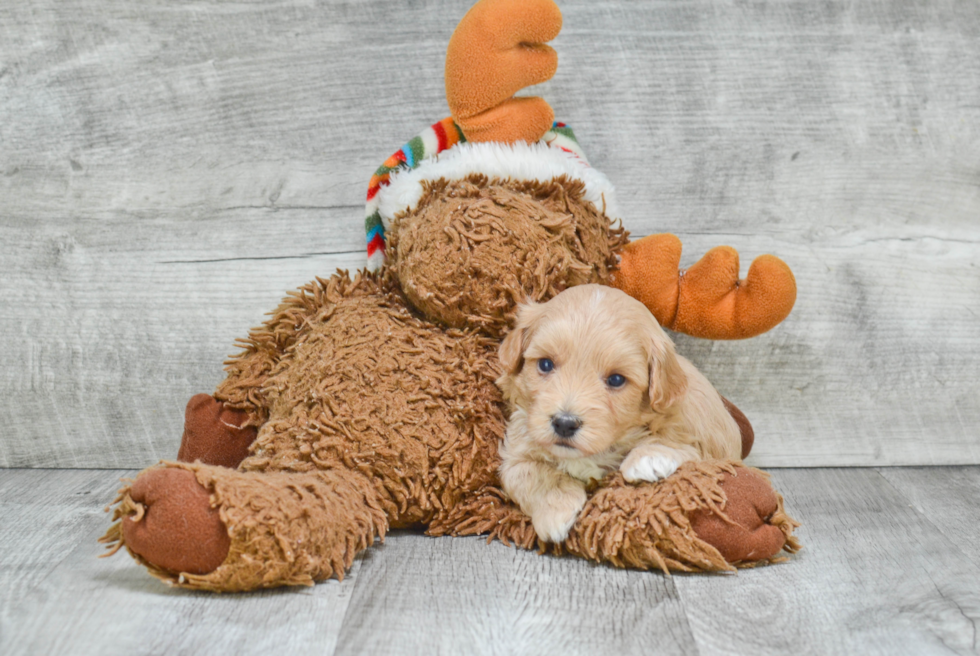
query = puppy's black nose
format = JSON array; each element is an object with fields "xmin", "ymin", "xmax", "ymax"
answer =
[{"xmin": 551, "ymin": 414, "xmax": 582, "ymax": 439}]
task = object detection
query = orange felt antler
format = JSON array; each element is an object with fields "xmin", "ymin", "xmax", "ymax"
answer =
[
  {"xmin": 612, "ymin": 234, "xmax": 797, "ymax": 340},
  {"xmin": 445, "ymin": 0, "xmax": 563, "ymax": 144}
]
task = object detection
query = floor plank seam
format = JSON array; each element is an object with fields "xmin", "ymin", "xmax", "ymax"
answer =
[{"xmin": 871, "ymin": 466, "xmax": 968, "ymax": 554}]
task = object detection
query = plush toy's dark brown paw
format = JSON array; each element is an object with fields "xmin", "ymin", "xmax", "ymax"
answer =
[
  {"xmin": 720, "ymin": 396, "xmax": 755, "ymax": 459},
  {"xmin": 121, "ymin": 467, "xmax": 230, "ymax": 575},
  {"xmin": 177, "ymin": 394, "xmax": 256, "ymax": 468},
  {"xmin": 690, "ymin": 468, "xmax": 787, "ymax": 563}
]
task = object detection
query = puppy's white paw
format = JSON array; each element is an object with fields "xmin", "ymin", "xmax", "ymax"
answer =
[
  {"xmin": 622, "ymin": 455, "xmax": 680, "ymax": 483},
  {"xmin": 531, "ymin": 487, "xmax": 587, "ymax": 543}
]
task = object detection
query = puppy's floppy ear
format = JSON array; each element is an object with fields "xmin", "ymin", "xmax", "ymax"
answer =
[
  {"xmin": 498, "ymin": 301, "xmax": 546, "ymax": 376},
  {"xmin": 498, "ymin": 328, "xmax": 526, "ymax": 377},
  {"xmin": 647, "ymin": 321, "xmax": 688, "ymax": 412}
]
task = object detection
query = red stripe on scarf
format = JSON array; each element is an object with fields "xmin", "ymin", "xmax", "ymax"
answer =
[
  {"xmin": 433, "ymin": 120, "xmax": 448, "ymax": 152},
  {"xmin": 367, "ymin": 232, "xmax": 386, "ymax": 256}
]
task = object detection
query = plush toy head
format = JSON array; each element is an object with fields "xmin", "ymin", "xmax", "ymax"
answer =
[{"xmin": 380, "ymin": 142, "xmax": 629, "ymax": 337}]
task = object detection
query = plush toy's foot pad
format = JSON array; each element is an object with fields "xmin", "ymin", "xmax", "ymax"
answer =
[
  {"xmin": 690, "ymin": 468, "xmax": 798, "ymax": 563},
  {"xmin": 112, "ymin": 467, "xmax": 230, "ymax": 575},
  {"xmin": 177, "ymin": 393, "xmax": 256, "ymax": 468}
]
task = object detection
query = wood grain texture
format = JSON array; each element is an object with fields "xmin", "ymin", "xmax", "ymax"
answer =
[
  {"xmin": 674, "ymin": 468, "xmax": 980, "ymax": 656},
  {"xmin": 4, "ymin": 467, "xmax": 980, "ymax": 654},
  {"xmin": 1, "ymin": 0, "xmax": 978, "ymax": 466},
  {"xmin": 877, "ymin": 466, "xmax": 980, "ymax": 572},
  {"xmin": 333, "ymin": 532, "xmax": 697, "ymax": 656},
  {"xmin": 0, "ymin": 469, "xmax": 133, "ymax": 604},
  {"xmin": 0, "ymin": 468, "xmax": 359, "ymax": 656},
  {"xmin": 0, "ymin": 208, "xmax": 365, "ymax": 467}
]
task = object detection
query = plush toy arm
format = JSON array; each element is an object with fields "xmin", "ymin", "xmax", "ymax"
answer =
[
  {"xmin": 177, "ymin": 275, "xmax": 374, "ymax": 467},
  {"xmin": 436, "ymin": 461, "xmax": 800, "ymax": 573},
  {"xmin": 445, "ymin": 0, "xmax": 562, "ymax": 144},
  {"xmin": 611, "ymin": 234, "xmax": 797, "ymax": 340},
  {"xmin": 564, "ymin": 464, "xmax": 800, "ymax": 571},
  {"xmin": 212, "ymin": 274, "xmax": 367, "ymax": 424}
]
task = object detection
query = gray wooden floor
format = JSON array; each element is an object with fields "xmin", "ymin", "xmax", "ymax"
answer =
[{"xmin": 1, "ymin": 467, "xmax": 978, "ymax": 656}]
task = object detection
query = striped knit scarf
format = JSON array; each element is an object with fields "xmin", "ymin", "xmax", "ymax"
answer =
[{"xmin": 365, "ymin": 118, "xmax": 587, "ymax": 271}]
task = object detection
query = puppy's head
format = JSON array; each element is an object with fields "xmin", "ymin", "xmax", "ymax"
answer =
[{"xmin": 497, "ymin": 284, "xmax": 687, "ymax": 459}]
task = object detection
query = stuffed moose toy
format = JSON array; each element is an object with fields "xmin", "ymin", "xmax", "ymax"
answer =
[{"xmin": 102, "ymin": 0, "xmax": 800, "ymax": 591}]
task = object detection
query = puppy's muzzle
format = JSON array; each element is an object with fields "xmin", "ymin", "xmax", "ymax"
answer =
[{"xmin": 551, "ymin": 413, "xmax": 582, "ymax": 439}]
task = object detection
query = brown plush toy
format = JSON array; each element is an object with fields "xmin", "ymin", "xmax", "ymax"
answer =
[{"xmin": 101, "ymin": 0, "xmax": 800, "ymax": 591}]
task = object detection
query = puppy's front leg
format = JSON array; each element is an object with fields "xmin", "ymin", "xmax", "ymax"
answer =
[
  {"xmin": 621, "ymin": 442, "xmax": 700, "ymax": 483},
  {"xmin": 500, "ymin": 458, "xmax": 587, "ymax": 543}
]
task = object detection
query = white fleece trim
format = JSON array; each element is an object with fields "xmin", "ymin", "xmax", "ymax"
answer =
[{"xmin": 376, "ymin": 141, "xmax": 620, "ymax": 229}]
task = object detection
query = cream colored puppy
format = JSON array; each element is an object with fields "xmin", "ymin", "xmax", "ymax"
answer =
[{"xmin": 497, "ymin": 284, "xmax": 742, "ymax": 543}]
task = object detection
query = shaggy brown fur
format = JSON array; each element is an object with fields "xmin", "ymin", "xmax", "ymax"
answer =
[
  {"xmin": 393, "ymin": 175, "xmax": 627, "ymax": 337},
  {"xmin": 102, "ymin": 176, "xmax": 799, "ymax": 591},
  {"xmin": 229, "ymin": 271, "xmax": 505, "ymax": 526}
]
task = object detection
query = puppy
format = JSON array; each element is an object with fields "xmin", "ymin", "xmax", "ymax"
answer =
[{"xmin": 497, "ymin": 284, "xmax": 742, "ymax": 543}]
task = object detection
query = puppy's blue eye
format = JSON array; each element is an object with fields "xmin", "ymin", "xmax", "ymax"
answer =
[
  {"xmin": 606, "ymin": 373, "xmax": 626, "ymax": 388},
  {"xmin": 537, "ymin": 358, "xmax": 554, "ymax": 374}
]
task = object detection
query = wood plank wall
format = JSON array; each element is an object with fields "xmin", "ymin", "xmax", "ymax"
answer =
[{"xmin": 1, "ymin": 0, "xmax": 978, "ymax": 468}]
